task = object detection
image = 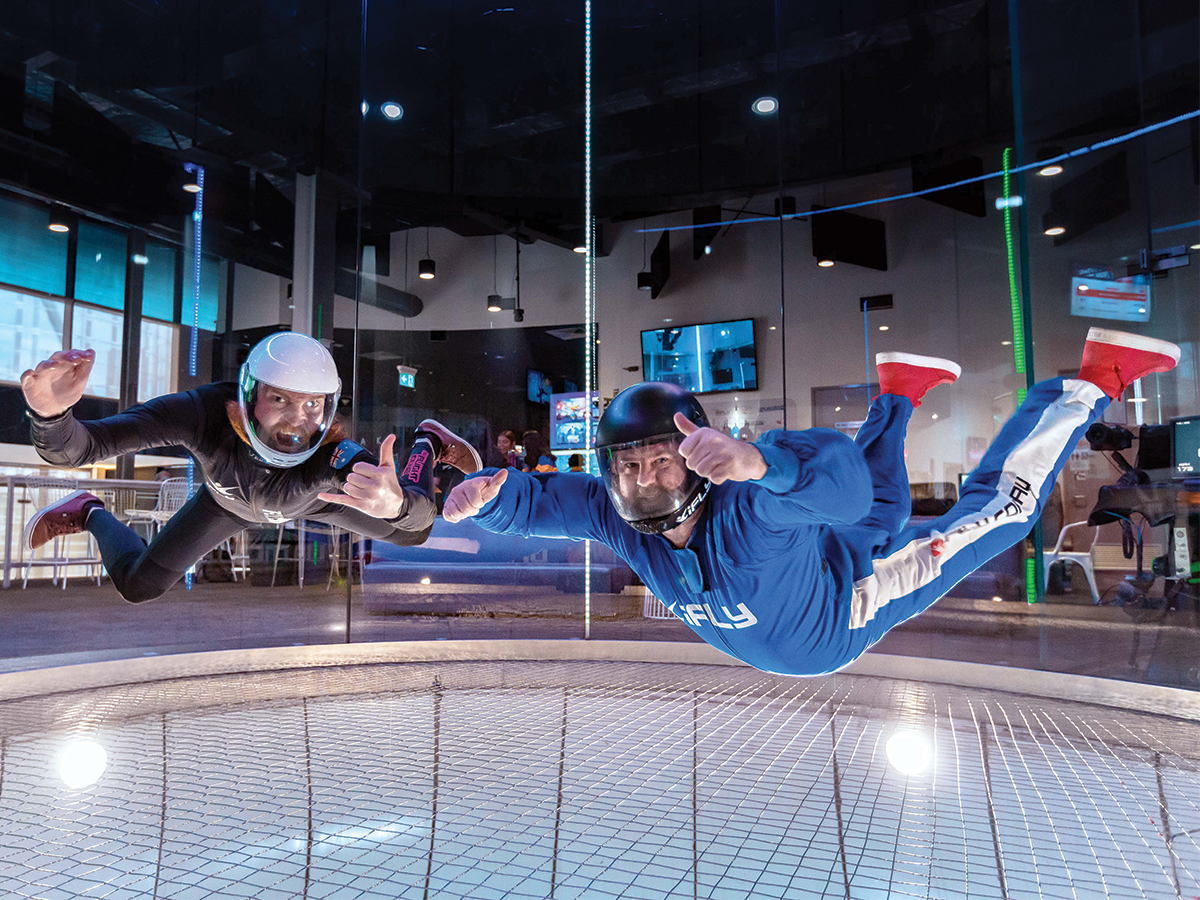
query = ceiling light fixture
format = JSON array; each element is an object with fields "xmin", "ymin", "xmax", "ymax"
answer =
[
  {"xmin": 419, "ymin": 227, "xmax": 435, "ymax": 279},
  {"xmin": 752, "ymin": 97, "xmax": 778, "ymax": 115},
  {"xmin": 878, "ymin": 325, "xmax": 889, "ymax": 331},
  {"xmin": 1038, "ymin": 164, "xmax": 1063, "ymax": 177},
  {"xmin": 817, "ymin": 258, "xmax": 834, "ymax": 268},
  {"xmin": 1044, "ymin": 226, "xmax": 1065, "ymax": 236},
  {"xmin": 381, "ymin": 101, "xmax": 404, "ymax": 120},
  {"xmin": 573, "ymin": 245, "xmax": 587, "ymax": 254},
  {"xmin": 48, "ymin": 206, "xmax": 72, "ymax": 233}
]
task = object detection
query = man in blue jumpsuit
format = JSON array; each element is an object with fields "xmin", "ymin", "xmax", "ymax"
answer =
[{"xmin": 444, "ymin": 328, "xmax": 1180, "ymax": 676}]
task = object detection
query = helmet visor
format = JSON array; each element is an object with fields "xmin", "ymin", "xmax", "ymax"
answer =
[
  {"xmin": 240, "ymin": 373, "xmax": 339, "ymax": 463},
  {"xmin": 598, "ymin": 433, "xmax": 703, "ymax": 525}
]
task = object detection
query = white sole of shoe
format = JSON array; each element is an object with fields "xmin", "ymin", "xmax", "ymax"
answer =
[
  {"xmin": 875, "ymin": 352, "xmax": 962, "ymax": 379},
  {"xmin": 1085, "ymin": 327, "xmax": 1181, "ymax": 364},
  {"xmin": 23, "ymin": 488, "xmax": 92, "ymax": 553},
  {"xmin": 417, "ymin": 420, "xmax": 483, "ymax": 473}
]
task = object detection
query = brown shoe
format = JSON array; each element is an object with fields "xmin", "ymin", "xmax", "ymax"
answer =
[
  {"xmin": 24, "ymin": 490, "xmax": 104, "ymax": 552},
  {"xmin": 416, "ymin": 419, "xmax": 482, "ymax": 475}
]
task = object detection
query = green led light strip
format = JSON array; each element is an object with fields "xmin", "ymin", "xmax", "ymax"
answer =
[{"xmin": 1001, "ymin": 148, "xmax": 1026, "ymax": 378}]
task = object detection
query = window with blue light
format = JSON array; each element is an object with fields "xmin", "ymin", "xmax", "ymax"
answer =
[
  {"xmin": 0, "ymin": 194, "xmax": 68, "ymax": 296},
  {"xmin": 143, "ymin": 241, "xmax": 178, "ymax": 321},
  {"xmin": 198, "ymin": 254, "xmax": 220, "ymax": 331},
  {"xmin": 71, "ymin": 304, "xmax": 123, "ymax": 400},
  {"xmin": 0, "ymin": 289, "xmax": 65, "ymax": 384},
  {"xmin": 75, "ymin": 221, "xmax": 127, "ymax": 310}
]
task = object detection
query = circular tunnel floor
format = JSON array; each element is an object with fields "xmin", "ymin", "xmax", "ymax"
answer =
[{"xmin": 1, "ymin": 645, "xmax": 1198, "ymax": 899}]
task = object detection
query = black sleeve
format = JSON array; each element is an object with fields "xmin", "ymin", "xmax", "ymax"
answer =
[
  {"xmin": 316, "ymin": 439, "xmax": 437, "ymax": 533},
  {"xmin": 28, "ymin": 389, "xmax": 208, "ymax": 468}
]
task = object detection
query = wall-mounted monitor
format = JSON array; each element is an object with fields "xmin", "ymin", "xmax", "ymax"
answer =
[
  {"xmin": 1171, "ymin": 414, "xmax": 1200, "ymax": 480},
  {"xmin": 527, "ymin": 368, "xmax": 553, "ymax": 404},
  {"xmin": 549, "ymin": 391, "xmax": 600, "ymax": 451},
  {"xmin": 641, "ymin": 318, "xmax": 757, "ymax": 395}
]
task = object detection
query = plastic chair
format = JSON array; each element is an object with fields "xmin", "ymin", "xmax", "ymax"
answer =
[
  {"xmin": 1043, "ymin": 520, "xmax": 1101, "ymax": 604},
  {"xmin": 143, "ymin": 478, "xmax": 247, "ymax": 580}
]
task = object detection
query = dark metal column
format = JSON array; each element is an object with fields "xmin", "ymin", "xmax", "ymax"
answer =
[{"xmin": 115, "ymin": 228, "xmax": 146, "ymax": 480}]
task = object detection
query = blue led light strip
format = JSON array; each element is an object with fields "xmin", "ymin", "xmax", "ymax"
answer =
[
  {"xmin": 583, "ymin": 0, "xmax": 593, "ymax": 640},
  {"xmin": 183, "ymin": 162, "xmax": 205, "ymax": 590},
  {"xmin": 637, "ymin": 109, "xmax": 1200, "ymax": 235}
]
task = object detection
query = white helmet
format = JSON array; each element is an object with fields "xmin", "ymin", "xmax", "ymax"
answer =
[{"xmin": 237, "ymin": 332, "xmax": 342, "ymax": 467}]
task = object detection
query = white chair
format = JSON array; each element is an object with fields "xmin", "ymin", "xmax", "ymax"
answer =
[
  {"xmin": 126, "ymin": 478, "xmax": 246, "ymax": 580},
  {"xmin": 20, "ymin": 477, "xmax": 103, "ymax": 590},
  {"xmin": 1043, "ymin": 520, "xmax": 1101, "ymax": 604}
]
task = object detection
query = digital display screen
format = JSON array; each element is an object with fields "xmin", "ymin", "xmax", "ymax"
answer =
[
  {"xmin": 1070, "ymin": 276, "xmax": 1150, "ymax": 323},
  {"xmin": 527, "ymin": 369, "xmax": 553, "ymax": 404},
  {"xmin": 1172, "ymin": 415, "xmax": 1200, "ymax": 479},
  {"xmin": 640, "ymin": 318, "xmax": 757, "ymax": 395},
  {"xmin": 549, "ymin": 391, "xmax": 600, "ymax": 451}
]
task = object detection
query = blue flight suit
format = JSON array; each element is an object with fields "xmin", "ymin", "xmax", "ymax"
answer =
[{"xmin": 471, "ymin": 378, "xmax": 1109, "ymax": 675}]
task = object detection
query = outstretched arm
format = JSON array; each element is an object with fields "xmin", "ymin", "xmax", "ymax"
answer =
[
  {"xmin": 24, "ymin": 349, "xmax": 209, "ymax": 467},
  {"xmin": 444, "ymin": 468, "xmax": 614, "ymax": 543}
]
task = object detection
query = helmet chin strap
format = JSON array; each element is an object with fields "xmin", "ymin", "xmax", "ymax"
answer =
[{"xmin": 626, "ymin": 479, "xmax": 711, "ymax": 535}]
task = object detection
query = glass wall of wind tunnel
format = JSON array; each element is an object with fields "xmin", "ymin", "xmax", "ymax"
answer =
[
  {"xmin": 1005, "ymin": 0, "xmax": 1200, "ymax": 678},
  {"xmin": 0, "ymin": 2, "xmax": 370, "ymax": 667},
  {"xmin": 346, "ymin": 1, "xmax": 593, "ymax": 641}
]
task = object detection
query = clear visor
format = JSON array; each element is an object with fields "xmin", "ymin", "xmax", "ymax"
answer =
[
  {"xmin": 598, "ymin": 433, "xmax": 703, "ymax": 525},
  {"xmin": 241, "ymin": 376, "xmax": 338, "ymax": 459}
]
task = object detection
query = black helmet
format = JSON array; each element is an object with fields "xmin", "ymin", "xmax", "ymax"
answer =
[{"xmin": 596, "ymin": 382, "xmax": 711, "ymax": 535}]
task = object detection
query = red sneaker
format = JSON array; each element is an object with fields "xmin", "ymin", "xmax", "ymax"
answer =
[
  {"xmin": 1079, "ymin": 328, "xmax": 1181, "ymax": 400},
  {"xmin": 23, "ymin": 490, "xmax": 104, "ymax": 552},
  {"xmin": 876, "ymin": 352, "xmax": 961, "ymax": 408},
  {"xmin": 416, "ymin": 419, "xmax": 482, "ymax": 475}
]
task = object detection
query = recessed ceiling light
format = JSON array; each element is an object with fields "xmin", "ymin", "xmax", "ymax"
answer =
[
  {"xmin": 663, "ymin": 318, "xmax": 673, "ymax": 323},
  {"xmin": 1191, "ymin": 243, "xmax": 1200, "ymax": 250},
  {"xmin": 1001, "ymin": 340, "xmax": 1012, "ymax": 346},
  {"xmin": 360, "ymin": 100, "xmax": 369, "ymax": 115},
  {"xmin": 878, "ymin": 325, "xmax": 889, "ymax": 331},
  {"xmin": 1044, "ymin": 226, "xmax": 1065, "ymax": 236},
  {"xmin": 752, "ymin": 96, "xmax": 778, "ymax": 115},
  {"xmin": 573, "ymin": 245, "xmax": 587, "ymax": 254},
  {"xmin": 381, "ymin": 101, "xmax": 404, "ymax": 120},
  {"xmin": 1038, "ymin": 164, "xmax": 1063, "ymax": 176},
  {"xmin": 768, "ymin": 326, "xmax": 776, "ymax": 330},
  {"xmin": 817, "ymin": 259, "xmax": 834, "ymax": 267},
  {"xmin": 931, "ymin": 413, "xmax": 939, "ymax": 420},
  {"xmin": 182, "ymin": 182, "xmax": 201, "ymax": 193}
]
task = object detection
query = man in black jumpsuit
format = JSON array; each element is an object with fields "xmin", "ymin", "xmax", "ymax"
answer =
[{"xmin": 22, "ymin": 338, "xmax": 480, "ymax": 602}]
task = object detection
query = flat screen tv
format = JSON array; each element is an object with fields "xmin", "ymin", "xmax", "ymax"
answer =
[
  {"xmin": 527, "ymin": 368, "xmax": 553, "ymax": 404},
  {"xmin": 549, "ymin": 391, "xmax": 600, "ymax": 451},
  {"xmin": 641, "ymin": 318, "xmax": 757, "ymax": 394}
]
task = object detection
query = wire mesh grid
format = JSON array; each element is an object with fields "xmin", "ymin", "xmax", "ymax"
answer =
[{"xmin": 0, "ymin": 659, "xmax": 1198, "ymax": 900}]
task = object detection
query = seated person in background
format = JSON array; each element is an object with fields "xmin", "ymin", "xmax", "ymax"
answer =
[
  {"xmin": 521, "ymin": 430, "xmax": 557, "ymax": 473},
  {"xmin": 488, "ymin": 430, "xmax": 521, "ymax": 469},
  {"xmin": 445, "ymin": 328, "xmax": 1179, "ymax": 677},
  {"xmin": 21, "ymin": 331, "xmax": 481, "ymax": 603},
  {"xmin": 568, "ymin": 454, "xmax": 585, "ymax": 472}
]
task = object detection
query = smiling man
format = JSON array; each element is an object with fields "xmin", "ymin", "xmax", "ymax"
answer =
[
  {"xmin": 446, "ymin": 328, "xmax": 1179, "ymax": 676},
  {"xmin": 21, "ymin": 331, "xmax": 481, "ymax": 603}
]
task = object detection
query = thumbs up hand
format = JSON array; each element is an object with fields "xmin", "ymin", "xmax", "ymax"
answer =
[
  {"xmin": 318, "ymin": 433, "xmax": 408, "ymax": 519},
  {"xmin": 673, "ymin": 412, "xmax": 768, "ymax": 485},
  {"xmin": 443, "ymin": 469, "xmax": 509, "ymax": 523}
]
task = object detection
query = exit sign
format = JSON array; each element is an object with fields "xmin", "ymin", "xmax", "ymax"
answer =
[{"xmin": 397, "ymin": 364, "xmax": 417, "ymax": 389}]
